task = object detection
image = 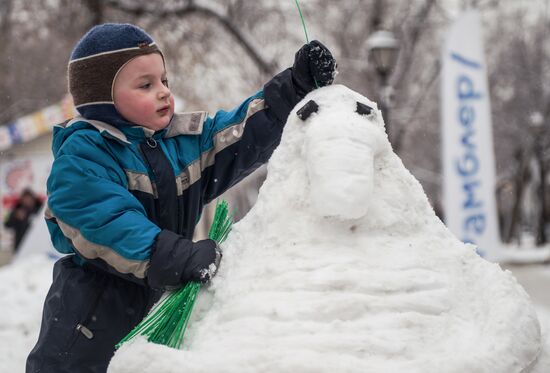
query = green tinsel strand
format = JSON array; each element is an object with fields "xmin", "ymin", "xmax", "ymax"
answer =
[
  {"xmin": 294, "ymin": 0, "xmax": 309, "ymax": 43},
  {"xmin": 293, "ymin": 0, "xmax": 319, "ymax": 89},
  {"xmin": 116, "ymin": 200, "xmax": 233, "ymax": 350}
]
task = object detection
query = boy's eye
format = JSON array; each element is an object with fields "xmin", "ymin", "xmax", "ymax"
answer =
[
  {"xmin": 140, "ymin": 83, "xmax": 151, "ymax": 89},
  {"xmin": 162, "ymin": 79, "xmax": 169, "ymax": 88}
]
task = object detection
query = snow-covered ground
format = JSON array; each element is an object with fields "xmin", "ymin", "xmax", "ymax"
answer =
[{"xmin": 0, "ymin": 255, "xmax": 54, "ymax": 372}]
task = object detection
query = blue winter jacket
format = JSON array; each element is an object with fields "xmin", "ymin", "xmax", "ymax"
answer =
[{"xmin": 45, "ymin": 69, "xmax": 300, "ymax": 289}]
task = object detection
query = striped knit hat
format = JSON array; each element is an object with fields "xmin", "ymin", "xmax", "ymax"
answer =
[{"xmin": 68, "ymin": 23, "xmax": 164, "ymax": 127}]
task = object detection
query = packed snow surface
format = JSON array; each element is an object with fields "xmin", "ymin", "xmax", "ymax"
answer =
[
  {"xmin": 0, "ymin": 255, "xmax": 54, "ymax": 372},
  {"xmin": 110, "ymin": 85, "xmax": 542, "ymax": 372}
]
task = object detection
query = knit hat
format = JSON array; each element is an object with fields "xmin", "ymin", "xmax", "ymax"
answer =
[{"xmin": 68, "ymin": 23, "xmax": 164, "ymax": 127}]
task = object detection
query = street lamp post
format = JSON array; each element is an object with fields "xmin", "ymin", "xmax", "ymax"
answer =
[{"xmin": 367, "ymin": 30, "xmax": 399, "ymax": 142}]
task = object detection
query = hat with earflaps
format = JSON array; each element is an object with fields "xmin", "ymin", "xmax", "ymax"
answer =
[{"xmin": 68, "ymin": 23, "xmax": 165, "ymax": 127}]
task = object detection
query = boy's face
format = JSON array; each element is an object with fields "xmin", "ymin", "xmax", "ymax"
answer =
[{"xmin": 113, "ymin": 53, "xmax": 174, "ymax": 131}]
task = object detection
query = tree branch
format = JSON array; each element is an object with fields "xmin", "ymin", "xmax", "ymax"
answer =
[
  {"xmin": 105, "ymin": 0, "xmax": 276, "ymax": 75},
  {"xmin": 389, "ymin": 0, "xmax": 437, "ymax": 89},
  {"xmin": 83, "ymin": 0, "xmax": 105, "ymax": 26}
]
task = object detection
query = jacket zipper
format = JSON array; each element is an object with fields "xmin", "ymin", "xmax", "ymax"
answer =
[
  {"xmin": 76, "ymin": 323, "xmax": 94, "ymax": 339},
  {"xmin": 73, "ymin": 277, "xmax": 107, "ymax": 341},
  {"xmin": 140, "ymin": 135, "xmax": 182, "ymax": 234}
]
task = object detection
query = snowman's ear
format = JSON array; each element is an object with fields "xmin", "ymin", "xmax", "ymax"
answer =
[{"xmin": 296, "ymin": 100, "xmax": 319, "ymax": 121}]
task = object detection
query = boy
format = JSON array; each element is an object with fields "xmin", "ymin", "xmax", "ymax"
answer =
[{"xmin": 26, "ymin": 23, "xmax": 336, "ymax": 372}]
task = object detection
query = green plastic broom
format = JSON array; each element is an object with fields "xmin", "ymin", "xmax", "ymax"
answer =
[{"xmin": 117, "ymin": 200, "xmax": 233, "ymax": 349}]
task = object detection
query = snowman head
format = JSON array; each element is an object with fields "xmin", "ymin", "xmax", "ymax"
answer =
[{"xmin": 289, "ymin": 85, "xmax": 390, "ymax": 220}]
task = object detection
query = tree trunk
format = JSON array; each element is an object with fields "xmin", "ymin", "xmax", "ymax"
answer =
[
  {"xmin": 535, "ymin": 142, "xmax": 548, "ymax": 245},
  {"xmin": 83, "ymin": 0, "xmax": 104, "ymax": 27},
  {"xmin": 505, "ymin": 149, "xmax": 530, "ymax": 243},
  {"xmin": 0, "ymin": 0, "xmax": 13, "ymax": 122}
]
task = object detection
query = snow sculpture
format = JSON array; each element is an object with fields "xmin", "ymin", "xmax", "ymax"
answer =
[{"xmin": 109, "ymin": 85, "xmax": 542, "ymax": 373}]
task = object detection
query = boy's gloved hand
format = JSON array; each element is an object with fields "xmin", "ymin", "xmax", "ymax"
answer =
[
  {"xmin": 147, "ymin": 230, "xmax": 223, "ymax": 289},
  {"xmin": 187, "ymin": 239, "xmax": 223, "ymax": 284},
  {"xmin": 292, "ymin": 40, "xmax": 337, "ymax": 96}
]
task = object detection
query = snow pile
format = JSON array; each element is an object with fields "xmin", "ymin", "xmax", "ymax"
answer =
[
  {"xmin": 534, "ymin": 306, "xmax": 550, "ymax": 370},
  {"xmin": 0, "ymin": 254, "xmax": 54, "ymax": 372},
  {"xmin": 110, "ymin": 85, "xmax": 542, "ymax": 372}
]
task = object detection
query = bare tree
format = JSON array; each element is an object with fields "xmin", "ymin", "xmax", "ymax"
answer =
[
  {"xmin": 486, "ymin": 3, "xmax": 550, "ymax": 244},
  {"xmin": 0, "ymin": 0, "xmax": 14, "ymax": 122},
  {"xmin": 104, "ymin": 0, "xmax": 276, "ymax": 75}
]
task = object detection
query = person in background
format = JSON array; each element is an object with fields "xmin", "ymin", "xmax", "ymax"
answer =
[{"xmin": 4, "ymin": 188, "xmax": 43, "ymax": 252}]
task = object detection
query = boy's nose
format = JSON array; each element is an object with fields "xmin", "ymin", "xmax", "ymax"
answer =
[{"xmin": 158, "ymin": 86, "xmax": 170, "ymax": 100}]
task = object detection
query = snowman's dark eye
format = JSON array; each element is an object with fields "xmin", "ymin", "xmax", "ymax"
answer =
[
  {"xmin": 356, "ymin": 102, "xmax": 373, "ymax": 116},
  {"xmin": 296, "ymin": 100, "xmax": 319, "ymax": 121}
]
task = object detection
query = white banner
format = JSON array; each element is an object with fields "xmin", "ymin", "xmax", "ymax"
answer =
[{"xmin": 441, "ymin": 10, "xmax": 501, "ymax": 261}]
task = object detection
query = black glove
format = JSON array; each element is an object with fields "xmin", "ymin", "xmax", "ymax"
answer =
[
  {"xmin": 147, "ymin": 230, "xmax": 222, "ymax": 289},
  {"xmin": 292, "ymin": 40, "xmax": 337, "ymax": 96},
  {"xmin": 187, "ymin": 238, "xmax": 223, "ymax": 284}
]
